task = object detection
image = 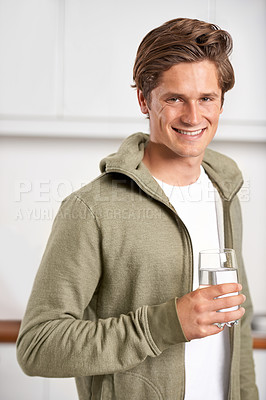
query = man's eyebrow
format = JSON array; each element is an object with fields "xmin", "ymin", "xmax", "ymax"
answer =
[
  {"xmin": 162, "ymin": 91, "xmax": 221, "ymax": 99},
  {"xmin": 162, "ymin": 92, "xmax": 185, "ymax": 98},
  {"xmin": 200, "ymin": 92, "xmax": 220, "ymax": 99}
]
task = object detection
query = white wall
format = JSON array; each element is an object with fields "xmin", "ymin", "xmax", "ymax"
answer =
[{"xmin": 0, "ymin": 0, "xmax": 265, "ymax": 399}]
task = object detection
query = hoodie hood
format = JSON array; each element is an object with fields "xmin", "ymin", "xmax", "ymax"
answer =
[
  {"xmin": 100, "ymin": 132, "xmax": 147, "ymax": 173},
  {"xmin": 100, "ymin": 132, "xmax": 243, "ymax": 202}
]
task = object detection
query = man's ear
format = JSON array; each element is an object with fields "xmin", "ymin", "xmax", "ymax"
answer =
[{"xmin": 137, "ymin": 89, "xmax": 149, "ymax": 115}]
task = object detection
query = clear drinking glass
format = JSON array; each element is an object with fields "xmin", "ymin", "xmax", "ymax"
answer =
[{"xmin": 198, "ymin": 248, "xmax": 239, "ymax": 327}]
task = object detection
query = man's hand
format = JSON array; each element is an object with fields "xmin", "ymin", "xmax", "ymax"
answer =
[{"xmin": 176, "ymin": 283, "xmax": 245, "ymax": 341}]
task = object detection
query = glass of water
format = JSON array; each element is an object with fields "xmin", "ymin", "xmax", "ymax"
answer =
[{"xmin": 198, "ymin": 248, "xmax": 239, "ymax": 327}]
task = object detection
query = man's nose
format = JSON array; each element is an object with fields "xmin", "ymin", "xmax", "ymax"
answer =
[{"xmin": 181, "ymin": 102, "xmax": 202, "ymax": 126}]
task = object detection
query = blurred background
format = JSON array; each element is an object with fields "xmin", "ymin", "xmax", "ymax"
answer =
[{"xmin": 0, "ymin": 0, "xmax": 265, "ymax": 398}]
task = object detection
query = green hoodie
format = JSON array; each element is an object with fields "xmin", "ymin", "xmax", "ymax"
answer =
[{"xmin": 17, "ymin": 133, "xmax": 258, "ymax": 400}]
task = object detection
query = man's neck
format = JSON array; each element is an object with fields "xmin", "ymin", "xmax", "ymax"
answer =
[{"xmin": 142, "ymin": 142, "xmax": 203, "ymax": 186}]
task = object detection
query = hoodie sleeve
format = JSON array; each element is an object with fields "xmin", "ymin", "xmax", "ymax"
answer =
[{"xmin": 16, "ymin": 194, "xmax": 186, "ymax": 378}]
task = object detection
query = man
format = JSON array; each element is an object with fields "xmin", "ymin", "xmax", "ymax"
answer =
[{"xmin": 17, "ymin": 18, "xmax": 258, "ymax": 399}]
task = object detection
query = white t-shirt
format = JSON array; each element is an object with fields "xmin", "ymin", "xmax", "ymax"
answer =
[{"xmin": 154, "ymin": 166, "xmax": 230, "ymax": 400}]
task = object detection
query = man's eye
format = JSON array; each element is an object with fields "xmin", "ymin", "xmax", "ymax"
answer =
[
  {"xmin": 202, "ymin": 97, "xmax": 211, "ymax": 102},
  {"xmin": 167, "ymin": 97, "xmax": 180, "ymax": 103}
]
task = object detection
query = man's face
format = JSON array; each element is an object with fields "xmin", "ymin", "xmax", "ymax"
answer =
[{"xmin": 138, "ymin": 60, "xmax": 223, "ymax": 162}]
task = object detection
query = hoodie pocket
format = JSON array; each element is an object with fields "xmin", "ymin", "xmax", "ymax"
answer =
[
  {"xmin": 92, "ymin": 372, "xmax": 163, "ymax": 400},
  {"xmin": 112, "ymin": 371, "xmax": 163, "ymax": 400}
]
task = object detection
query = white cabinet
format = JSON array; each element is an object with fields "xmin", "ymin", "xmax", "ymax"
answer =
[
  {"xmin": 0, "ymin": 0, "xmax": 58, "ymax": 116},
  {"xmin": 215, "ymin": 0, "xmax": 266, "ymax": 122}
]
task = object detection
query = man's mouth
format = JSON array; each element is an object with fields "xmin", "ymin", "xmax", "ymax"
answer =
[{"xmin": 172, "ymin": 128, "xmax": 205, "ymax": 136}]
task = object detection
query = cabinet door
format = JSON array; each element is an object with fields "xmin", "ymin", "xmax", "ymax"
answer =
[
  {"xmin": 215, "ymin": 0, "xmax": 266, "ymax": 122},
  {"xmin": 0, "ymin": 0, "xmax": 58, "ymax": 116}
]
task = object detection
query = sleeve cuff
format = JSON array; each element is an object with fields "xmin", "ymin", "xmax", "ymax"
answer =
[{"xmin": 146, "ymin": 298, "xmax": 189, "ymax": 352}]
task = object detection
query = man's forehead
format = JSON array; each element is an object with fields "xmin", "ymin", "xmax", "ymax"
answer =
[{"xmin": 153, "ymin": 61, "xmax": 221, "ymax": 95}]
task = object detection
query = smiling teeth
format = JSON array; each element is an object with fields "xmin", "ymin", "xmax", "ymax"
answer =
[{"xmin": 176, "ymin": 129, "xmax": 203, "ymax": 136}]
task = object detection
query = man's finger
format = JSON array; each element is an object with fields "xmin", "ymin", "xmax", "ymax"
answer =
[
  {"xmin": 210, "ymin": 306, "xmax": 246, "ymax": 325},
  {"xmin": 211, "ymin": 293, "xmax": 246, "ymax": 311},
  {"xmin": 200, "ymin": 283, "xmax": 242, "ymax": 298}
]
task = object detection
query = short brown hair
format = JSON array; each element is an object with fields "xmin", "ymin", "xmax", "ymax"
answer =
[{"xmin": 132, "ymin": 18, "xmax": 235, "ymax": 106}]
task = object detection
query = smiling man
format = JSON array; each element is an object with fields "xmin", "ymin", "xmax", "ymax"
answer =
[{"xmin": 17, "ymin": 18, "xmax": 258, "ymax": 400}]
